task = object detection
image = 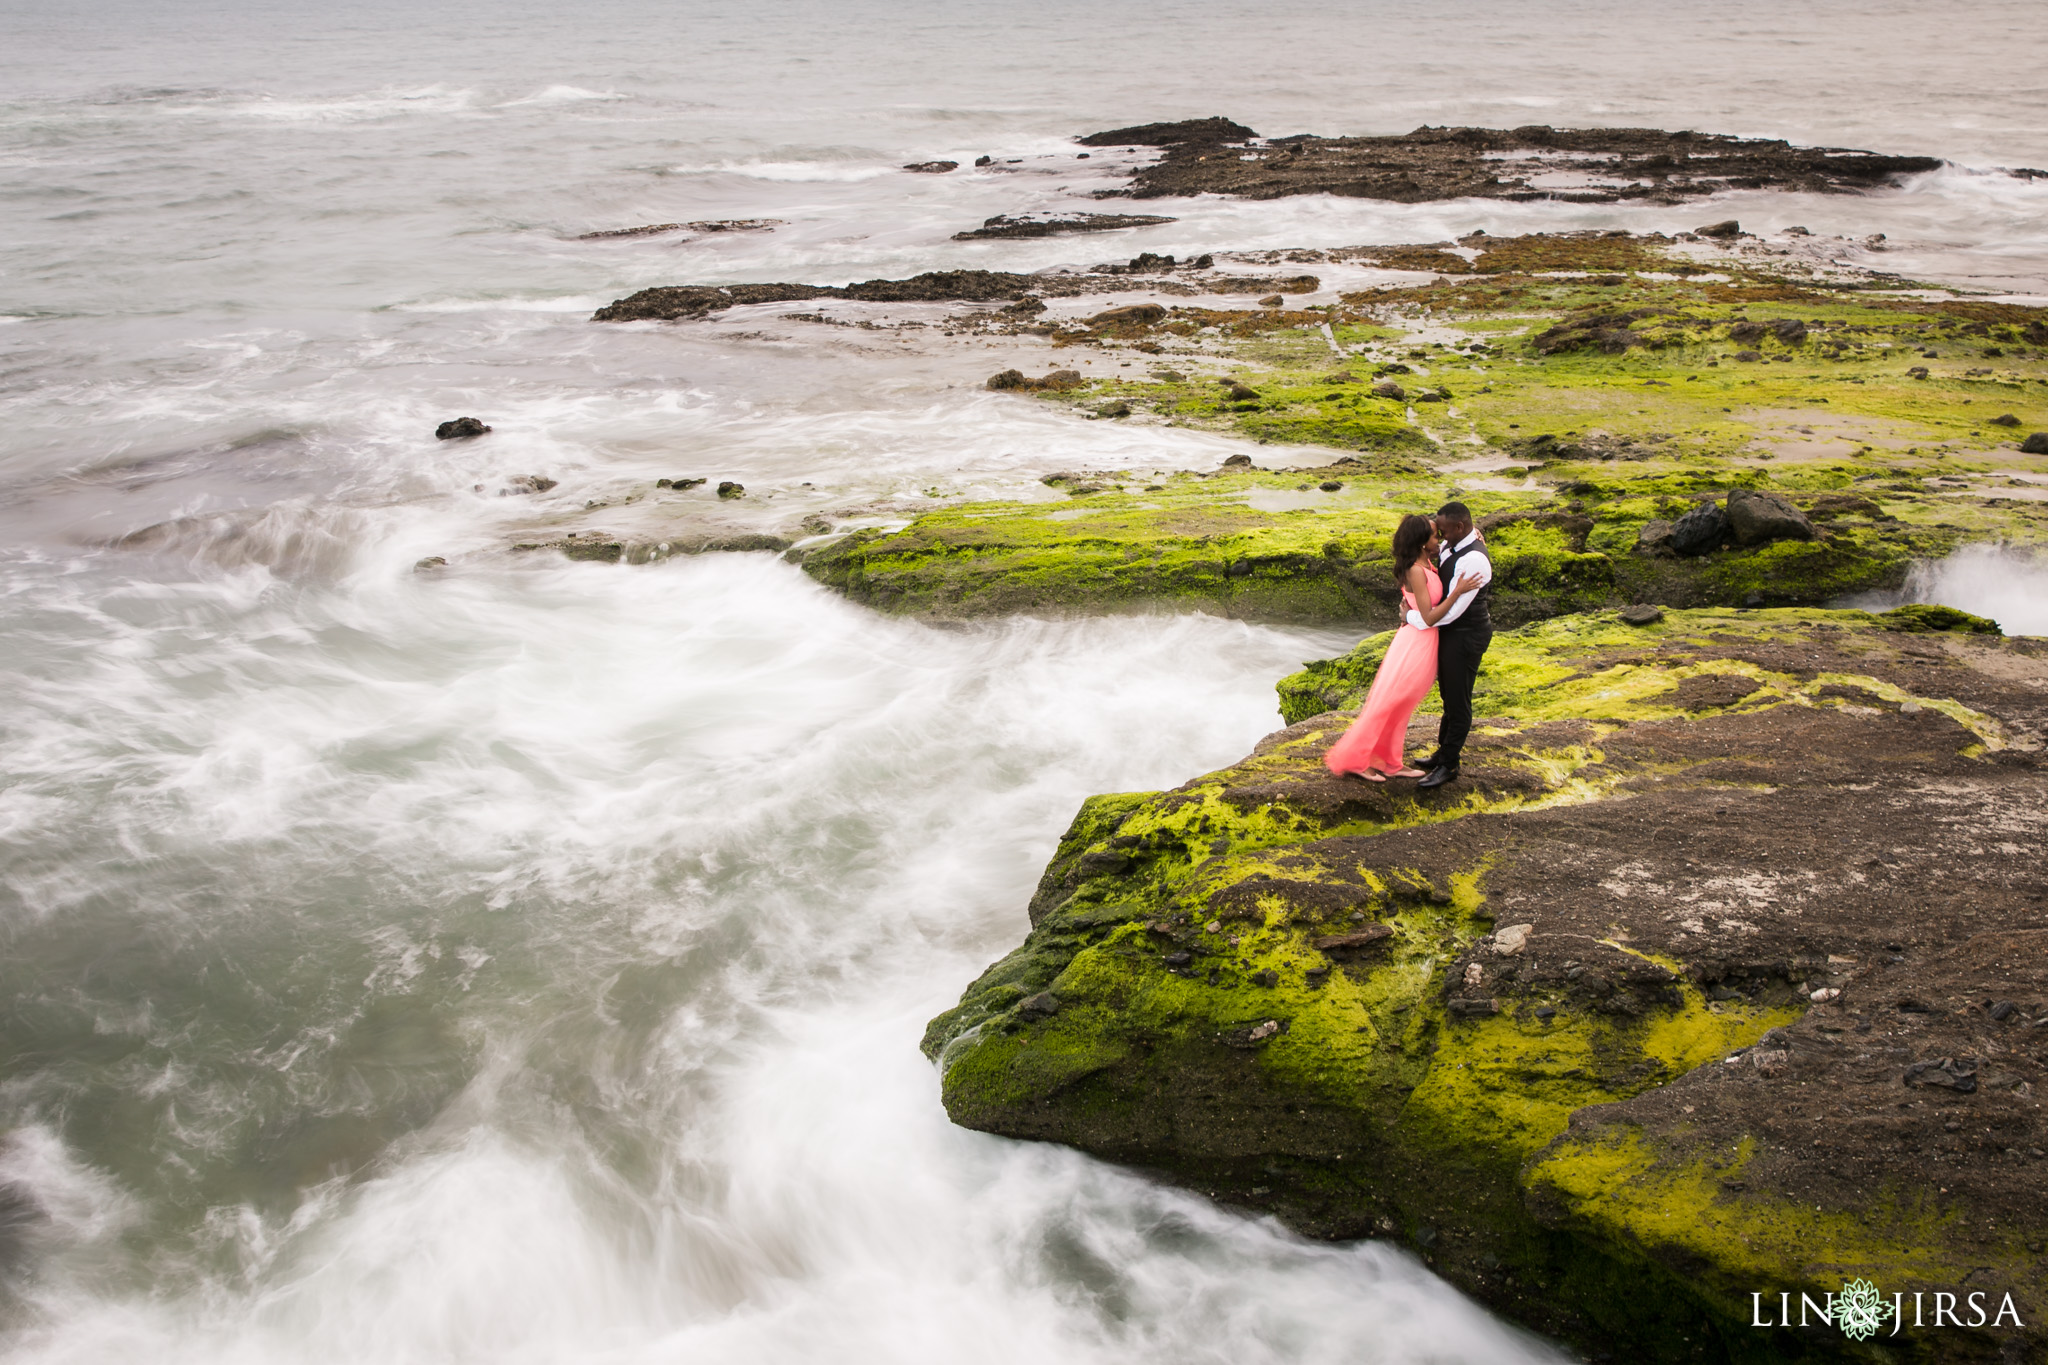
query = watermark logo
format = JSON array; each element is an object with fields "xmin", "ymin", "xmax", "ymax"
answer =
[
  {"xmin": 1833, "ymin": 1279, "xmax": 1894, "ymax": 1342},
  {"xmin": 1752, "ymin": 1282, "xmax": 2023, "ymax": 1339}
]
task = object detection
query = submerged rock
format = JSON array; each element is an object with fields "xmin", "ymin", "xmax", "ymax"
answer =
[
  {"xmin": 903, "ymin": 160, "xmax": 959, "ymax": 173},
  {"xmin": 924, "ymin": 610, "xmax": 2048, "ymax": 1360},
  {"xmin": 435, "ymin": 417, "xmax": 491, "ymax": 439}
]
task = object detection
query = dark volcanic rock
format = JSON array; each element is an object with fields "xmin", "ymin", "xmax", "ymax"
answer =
[
  {"xmin": 903, "ymin": 160, "xmax": 959, "ymax": 173},
  {"xmin": 1728, "ymin": 317, "xmax": 1808, "ymax": 346},
  {"xmin": 435, "ymin": 417, "xmax": 491, "ymax": 440},
  {"xmin": 1108, "ymin": 124, "xmax": 1943, "ymax": 203},
  {"xmin": 1078, "ymin": 117, "xmax": 1258, "ymax": 147},
  {"xmin": 1725, "ymin": 488, "xmax": 1816, "ymax": 546},
  {"xmin": 987, "ymin": 369, "xmax": 1084, "ymax": 393},
  {"xmin": 1668, "ymin": 499, "xmax": 1730, "ymax": 556},
  {"xmin": 2022, "ymin": 433, "xmax": 2048, "ymax": 455},
  {"xmin": 1694, "ymin": 219, "xmax": 1742, "ymax": 238},
  {"xmin": 952, "ymin": 212, "xmax": 1177, "ymax": 240},
  {"xmin": 840, "ymin": 270, "xmax": 1037, "ymax": 303},
  {"xmin": 593, "ymin": 283, "xmax": 839, "ymax": 322},
  {"xmin": 1088, "ymin": 303, "xmax": 1167, "ymax": 327},
  {"xmin": 921, "ymin": 614, "xmax": 2048, "ymax": 1361},
  {"xmin": 1531, "ymin": 307, "xmax": 1675, "ymax": 355},
  {"xmin": 594, "ymin": 270, "xmax": 1046, "ymax": 321},
  {"xmin": 576, "ymin": 219, "xmax": 782, "ymax": 240}
]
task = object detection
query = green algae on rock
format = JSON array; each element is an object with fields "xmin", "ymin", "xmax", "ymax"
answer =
[
  {"xmin": 925, "ymin": 611, "xmax": 2048, "ymax": 1360},
  {"xmin": 794, "ymin": 464, "xmax": 2044, "ymax": 626},
  {"xmin": 782, "ymin": 234, "xmax": 2048, "ymax": 624}
]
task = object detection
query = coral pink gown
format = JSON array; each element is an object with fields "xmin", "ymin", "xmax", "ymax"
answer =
[{"xmin": 1324, "ymin": 564, "xmax": 1442, "ymax": 776}]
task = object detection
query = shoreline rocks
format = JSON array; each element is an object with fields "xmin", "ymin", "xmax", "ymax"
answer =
[
  {"xmin": 1086, "ymin": 122, "xmax": 1946, "ymax": 203},
  {"xmin": 952, "ymin": 212, "xmax": 1177, "ymax": 240},
  {"xmin": 923, "ymin": 609, "xmax": 2048, "ymax": 1360}
]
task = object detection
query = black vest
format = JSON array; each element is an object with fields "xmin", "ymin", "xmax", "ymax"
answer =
[{"xmin": 1438, "ymin": 537, "xmax": 1493, "ymax": 633}]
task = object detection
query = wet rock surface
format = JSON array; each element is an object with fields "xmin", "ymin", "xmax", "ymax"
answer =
[
  {"xmin": 1098, "ymin": 122, "xmax": 1947, "ymax": 203},
  {"xmin": 1077, "ymin": 116, "xmax": 1258, "ymax": 147},
  {"xmin": 593, "ymin": 270, "xmax": 1064, "ymax": 321},
  {"xmin": 575, "ymin": 218, "xmax": 782, "ymax": 240},
  {"xmin": 923, "ymin": 611, "xmax": 2048, "ymax": 1360},
  {"xmin": 952, "ymin": 212, "xmax": 1177, "ymax": 240}
]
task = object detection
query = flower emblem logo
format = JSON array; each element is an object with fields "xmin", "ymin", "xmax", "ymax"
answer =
[{"xmin": 1836, "ymin": 1279, "xmax": 1894, "ymax": 1341}]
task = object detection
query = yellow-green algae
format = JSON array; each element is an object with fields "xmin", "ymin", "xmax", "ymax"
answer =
[
  {"xmin": 798, "ymin": 464, "xmax": 2043, "ymax": 624},
  {"xmin": 1277, "ymin": 603, "xmax": 2008, "ymax": 728},
  {"xmin": 926, "ymin": 607, "xmax": 2023, "ymax": 1360},
  {"xmin": 800, "ymin": 238, "xmax": 2048, "ymax": 625},
  {"xmin": 1526, "ymin": 1127, "xmax": 2003, "ymax": 1326}
]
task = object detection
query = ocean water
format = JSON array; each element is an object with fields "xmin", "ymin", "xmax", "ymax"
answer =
[{"xmin": 1, "ymin": 1, "xmax": 2044, "ymax": 1359}]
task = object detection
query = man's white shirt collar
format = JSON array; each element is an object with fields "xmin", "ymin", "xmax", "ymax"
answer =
[{"xmin": 1439, "ymin": 530, "xmax": 1480, "ymax": 557}]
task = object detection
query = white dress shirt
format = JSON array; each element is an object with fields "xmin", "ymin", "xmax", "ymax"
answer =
[{"xmin": 1406, "ymin": 531, "xmax": 1494, "ymax": 629}]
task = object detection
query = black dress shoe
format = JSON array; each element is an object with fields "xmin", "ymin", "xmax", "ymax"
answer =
[{"xmin": 1416, "ymin": 764, "xmax": 1459, "ymax": 790}]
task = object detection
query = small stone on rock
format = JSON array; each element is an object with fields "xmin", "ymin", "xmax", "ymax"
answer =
[{"xmin": 1620, "ymin": 604, "xmax": 1664, "ymax": 626}]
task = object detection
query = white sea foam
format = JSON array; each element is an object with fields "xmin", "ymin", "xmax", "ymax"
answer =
[
  {"xmin": 1, "ymin": 0, "xmax": 2044, "ymax": 1355},
  {"xmin": 497, "ymin": 85, "xmax": 628, "ymax": 108},
  {"xmin": 1840, "ymin": 544, "xmax": 2048, "ymax": 637}
]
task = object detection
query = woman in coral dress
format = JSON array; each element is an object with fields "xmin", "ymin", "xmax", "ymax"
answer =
[{"xmin": 1324, "ymin": 514, "xmax": 1484, "ymax": 782}]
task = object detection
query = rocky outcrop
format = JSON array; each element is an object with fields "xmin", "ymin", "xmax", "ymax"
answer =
[
  {"xmin": 986, "ymin": 368, "xmax": 1084, "ymax": 392},
  {"xmin": 792, "ymin": 465, "xmax": 2017, "ymax": 626},
  {"xmin": 952, "ymin": 213, "xmax": 1177, "ymax": 240},
  {"xmin": 925, "ymin": 610, "xmax": 2048, "ymax": 1360},
  {"xmin": 1094, "ymin": 123, "xmax": 1945, "ymax": 203},
  {"xmin": 576, "ymin": 219, "xmax": 781, "ymax": 240},
  {"xmin": 592, "ymin": 270, "xmax": 1056, "ymax": 321},
  {"xmin": 1077, "ymin": 117, "xmax": 1258, "ymax": 147},
  {"xmin": 1725, "ymin": 488, "xmax": 1816, "ymax": 546},
  {"xmin": 434, "ymin": 417, "xmax": 490, "ymax": 439}
]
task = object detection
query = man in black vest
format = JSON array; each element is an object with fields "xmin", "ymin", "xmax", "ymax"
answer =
[{"xmin": 1418, "ymin": 502, "xmax": 1494, "ymax": 790}]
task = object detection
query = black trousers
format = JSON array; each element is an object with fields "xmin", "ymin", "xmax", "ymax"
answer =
[{"xmin": 1432, "ymin": 626, "xmax": 1492, "ymax": 770}]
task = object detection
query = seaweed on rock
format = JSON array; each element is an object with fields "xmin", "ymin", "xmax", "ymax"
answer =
[{"xmin": 926, "ymin": 610, "xmax": 2048, "ymax": 1361}]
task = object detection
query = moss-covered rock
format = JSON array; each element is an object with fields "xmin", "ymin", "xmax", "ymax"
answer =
[
  {"xmin": 928, "ymin": 611, "xmax": 2048, "ymax": 1360},
  {"xmin": 796, "ymin": 466, "xmax": 2040, "ymax": 625},
  {"xmin": 788, "ymin": 240, "xmax": 2048, "ymax": 623}
]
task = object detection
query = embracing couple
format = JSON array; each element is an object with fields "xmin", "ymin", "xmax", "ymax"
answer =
[{"xmin": 1323, "ymin": 501, "xmax": 1493, "ymax": 790}]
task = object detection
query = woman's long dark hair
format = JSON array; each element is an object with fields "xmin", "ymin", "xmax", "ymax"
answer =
[{"xmin": 1391, "ymin": 514, "xmax": 1434, "ymax": 585}]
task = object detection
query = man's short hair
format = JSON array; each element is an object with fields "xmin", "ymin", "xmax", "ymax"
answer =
[{"xmin": 1437, "ymin": 501, "xmax": 1472, "ymax": 522}]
